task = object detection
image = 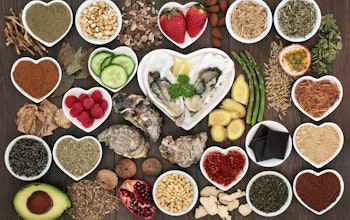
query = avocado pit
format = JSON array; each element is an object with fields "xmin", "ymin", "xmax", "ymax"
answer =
[{"xmin": 27, "ymin": 191, "xmax": 53, "ymax": 214}]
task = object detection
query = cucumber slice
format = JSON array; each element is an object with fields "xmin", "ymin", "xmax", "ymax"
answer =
[
  {"xmin": 110, "ymin": 55, "xmax": 135, "ymax": 76},
  {"xmin": 100, "ymin": 64, "xmax": 128, "ymax": 89},
  {"xmin": 90, "ymin": 51, "xmax": 114, "ymax": 76},
  {"xmin": 101, "ymin": 55, "xmax": 114, "ymax": 70}
]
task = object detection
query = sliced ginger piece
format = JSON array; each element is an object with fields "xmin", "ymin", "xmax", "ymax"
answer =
[
  {"xmin": 211, "ymin": 125, "xmax": 227, "ymax": 142},
  {"xmin": 218, "ymin": 205, "xmax": 231, "ymax": 220},
  {"xmin": 208, "ymin": 109, "xmax": 233, "ymax": 126},
  {"xmin": 227, "ymin": 119, "xmax": 245, "ymax": 141},
  {"xmin": 195, "ymin": 205, "xmax": 208, "ymax": 219},
  {"xmin": 238, "ymin": 203, "xmax": 252, "ymax": 216},
  {"xmin": 200, "ymin": 186, "xmax": 223, "ymax": 197},
  {"xmin": 199, "ymin": 195, "xmax": 218, "ymax": 216},
  {"xmin": 220, "ymin": 98, "xmax": 246, "ymax": 118},
  {"xmin": 231, "ymin": 74, "xmax": 249, "ymax": 105}
]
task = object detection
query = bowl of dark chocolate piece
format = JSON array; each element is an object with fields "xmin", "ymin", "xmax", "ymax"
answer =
[{"xmin": 245, "ymin": 120, "xmax": 292, "ymax": 167}]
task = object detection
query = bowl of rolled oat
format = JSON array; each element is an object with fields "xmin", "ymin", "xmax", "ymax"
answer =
[{"xmin": 75, "ymin": 0, "xmax": 122, "ymax": 45}]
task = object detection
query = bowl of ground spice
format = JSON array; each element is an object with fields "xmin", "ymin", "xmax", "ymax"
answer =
[
  {"xmin": 225, "ymin": 0, "xmax": 272, "ymax": 44},
  {"xmin": 246, "ymin": 171, "xmax": 292, "ymax": 217},
  {"xmin": 293, "ymin": 122, "xmax": 344, "ymax": 168},
  {"xmin": 11, "ymin": 57, "xmax": 61, "ymax": 103},
  {"xmin": 22, "ymin": 0, "xmax": 73, "ymax": 47},
  {"xmin": 291, "ymin": 75, "xmax": 343, "ymax": 121},
  {"xmin": 293, "ymin": 169, "xmax": 344, "ymax": 215},
  {"xmin": 4, "ymin": 135, "xmax": 52, "ymax": 181},
  {"xmin": 274, "ymin": 0, "xmax": 321, "ymax": 42},
  {"xmin": 75, "ymin": 0, "xmax": 122, "ymax": 45}
]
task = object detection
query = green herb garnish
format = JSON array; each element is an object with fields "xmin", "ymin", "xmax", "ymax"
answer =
[{"xmin": 168, "ymin": 74, "xmax": 195, "ymax": 99}]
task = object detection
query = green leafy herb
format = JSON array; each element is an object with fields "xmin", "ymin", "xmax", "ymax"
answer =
[{"xmin": 168, "ymin": 74, "xmax": 194, "ymax": 99}]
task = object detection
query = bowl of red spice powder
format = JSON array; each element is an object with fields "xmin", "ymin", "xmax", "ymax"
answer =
[{"xmin": 11, "ymin": 57, "xmax": 61, "ymax": 103}]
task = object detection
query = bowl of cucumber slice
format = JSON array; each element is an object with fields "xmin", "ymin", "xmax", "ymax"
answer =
[{"xmin": 88, "ymin": 46, "xmax": 138, "ymax": 92}]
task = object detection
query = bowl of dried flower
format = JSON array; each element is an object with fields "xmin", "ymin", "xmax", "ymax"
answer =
[{"xmin": 75, "ymin": 0, "xmax": 122, "ymax": 45}]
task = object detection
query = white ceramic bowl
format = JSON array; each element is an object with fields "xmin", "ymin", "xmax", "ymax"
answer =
[
  {"xmin": 22, "ymin": 0, "xmax": 73, "ymax": 47},
  {"xmin": 225, "ymin": 0, "xmax": 272, "ymax": 44},
  {"xmin": 246, "ymin": 170, "xmax": 293, "ymax": 217},
  {"xmin": 88, "ymin": 46, "xmax": 138, "ymax": 92},
  {"xmin": 62, "ymin": 87, "xmax": 112, "ymax": 133},
  {"xmin": 4, "ymin": 135, "xmax": 52, "ymax": 181},
  {"xmin": 75, "ymin": 0, "xmax": 122, "ymax": 45},
  {"xmin": 200, "ymin": 146, "xmax": 249, "ymax": 191},
  {"xmin": 11, "ymin": 57, "xmax": 62, "ymax": 103},
  {"xmin": 245, "ymin": 120, "xmax": 292, "ymax": 167},
  {"xmin": 158, "ymin": 2, "xmax": 208, "ymax": 48},
  {"xmin": 293, "ymin": 169, "xmax": 344, "ymax": 215},
  {"xmin": 153, "ymin": 170, "xmax": 198, "ymax": 216},
  {"xmin": 293, "ymin": 122, "xmax": 344, "ymax": 168},
  {"xmin": 291, "ymin": 75, "xmax": 343, "ymax": 121},
  {"xmin": 53, "ymin": 135, "xmax": 102, "ymax": 181},
  {"xmin": 274, "ymin": 0, "xmax": 321, "ymax": 42}
]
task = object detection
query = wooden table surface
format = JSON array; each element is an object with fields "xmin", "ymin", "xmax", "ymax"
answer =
[{"xmin": 1, "ymin": 0, "xmax": 349, "ymax": 219}]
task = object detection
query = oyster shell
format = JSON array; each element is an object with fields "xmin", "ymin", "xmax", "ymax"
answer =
[
  {"xmin": 159, "ymin": 132, "xmax": 208, "ymax": 168},
  {"xmin": 112, "ymin": 93, "xmax": 162, "ymax": 142},
  {"xmin": 98, "ymin": 124, "xmax": 150, "ymax": 158}
]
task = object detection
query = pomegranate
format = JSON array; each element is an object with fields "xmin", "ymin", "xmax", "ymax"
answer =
[
  {"xmin": 278, "ymin": 44, "xmax": 311, "ymax": 77},
  {"xmin": 118, "ymin": 179, "xmax": 156, "ymax": 219}
]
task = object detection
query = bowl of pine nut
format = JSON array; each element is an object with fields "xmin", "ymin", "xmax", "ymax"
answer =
[
  {"xmin": 75, "ymin": 0, "xmax": 122, "ymax": 45},
  {"xmin": 153, "ymin": 170, "xmax": 198, "ymax": 216}
]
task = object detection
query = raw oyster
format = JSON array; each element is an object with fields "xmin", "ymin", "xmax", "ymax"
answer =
[
  {"xmin": 112, "ymin": 93, "xmax": 162, "ymax": 142},
  {"xmin": 159, "ymin": 132, "xmax": 208, "ymax": 168},
  {"xmin": 98, "ymin": 124, "xmax": 150, "ymax": 158}
]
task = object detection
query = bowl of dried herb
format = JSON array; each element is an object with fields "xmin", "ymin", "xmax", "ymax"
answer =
[{"xmin": 274, "ymin": 0, "xmax": 321, "ymax": 42}]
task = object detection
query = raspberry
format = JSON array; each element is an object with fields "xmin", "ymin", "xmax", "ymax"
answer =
[
  {"xmin": 99, "ymin": 100, "xmax": 108, "ymax": 111},
  {"xmin": 78, "ymin": 93, "xmax": 89, "ymax": 103},
  {"xmin": 91, "ymin": 90, "xmax": 103, "ymax": 102},
  {"xmin": 65, "ymin": 95, "xmax": 77, "ymax": 108},
  {"xmin": 90, "ymin": 103, "xmax": 105, "ymax": 119},
  {"xmin": 82, "ymin": 117, "xmax": 94, "ymax": 128},
  {"xmin": 70, "ymin": 102, "xmax": 84, "ymax": 117},
  {"xmin": 83, "ymin": 97, "xmax": 95, "ymax": 110},
  {"xmin": 77, "ymin": 111, "xmax": 90, "ymax": 123}
]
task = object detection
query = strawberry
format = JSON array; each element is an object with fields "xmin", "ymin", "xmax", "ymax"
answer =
[
  {"xmin": 186, "ymin": 4, "xmax": 208, "ymax": 38},
  {"xmin": 159, "ymin": 7, "xmax": 186, "ymax": 44}
]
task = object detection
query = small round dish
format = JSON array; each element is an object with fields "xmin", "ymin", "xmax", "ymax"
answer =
[
  {"xmin": 274, "ymin": 0, "xmax": 321, "ymax": 42},
  {"xmin": 246, "ymin": 170, "xmax": 292, "ymax": 217},
  {"xmin": 75, "ymin": 0, "xmax": 122, "ymax": 45},
  {"xmin": 153, "ymin": 170, "xmax": 198, "ymax": 216},
  {"xmin": 225, "ymin": 0, "xmax": 272, "ymax": 44},
  {"xmin": 291, "ymin": 75, "xmax": 343, "ymax": 121},
  {"xmin": 4, "ymin": 135, "xmax": 52, "ymax": 181},
  {"xmin": 245, "ymin": 120, "xmax": 292, "ymax": 167}
]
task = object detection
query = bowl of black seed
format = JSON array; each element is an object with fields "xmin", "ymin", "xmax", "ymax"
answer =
[
  {"xmin": 4, "ymin": 135, "xmax": 52, "ymax": 181},
  {"xmin": 246, "ymin": 170, "xmax": 292, "ymax": 217}
]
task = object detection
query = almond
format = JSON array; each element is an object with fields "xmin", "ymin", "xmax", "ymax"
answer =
[
  {"xmin": 211, "ymin": 28, "xmax": 223, "ymax": 39},
  {"xmin": 208, "ymin": 5, "xmax": 220, "ymax": 13},
  {"xmin": 212, "ymin": 37, "xmax": 222, "ymax": 48},
  {"xmin": 210, "ymin": 13, "xmax": 219, "ymax": 27},
  {"xmin": 219, "ymin": 0, "xmax": 229, "ymax": 13},
  {"xmin": 218, "ymin": 17, "xmax": 226, "ymax": 27},
  {"xmin": 205, "ymin": 0, "xmax": 218, "ymax": 7}
]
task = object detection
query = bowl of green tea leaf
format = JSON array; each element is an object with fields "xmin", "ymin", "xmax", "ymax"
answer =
[
  {"xmin": 274, "ymin": 0, "xmax": 321, "ymax": 42},
  {"xmin": 22, "ymin": 0, "xmax": 73, "ymax": 47}
]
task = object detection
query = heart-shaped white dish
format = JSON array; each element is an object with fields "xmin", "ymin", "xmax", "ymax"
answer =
[
  {"xmin": 11, "ymin": 57, "xmax": 62, "ymax": 103},
  {"xmin": 22, "ymin": 0, "xmax": 73, "ymax": 47},
  {"xmin": 291, "ymin": 75, "xmax": 343, "ymax": 121},
  {"xmin": 53, "ymin": 135, "xmax": 102, "ymax": 181},
  {"xmin": 137, "ymin": 48, "xmax": 235, "ymax": 130},
  {"xmin": 293, "ymin": 169, "xmax": 344, "ymax": 215},
  {"xmin": 88, "ymin": 47, "xmax": 138, "ymax": 93},
  {"xmin": 62, "ymin": 87, "xmax": 112, "ymax": 133},
  {"xmin": 158, "ymin": 2, "xmax": 208, "ymax": 48},
  {"xmin": 293, "ymin": 122, "xmax": 344, "ymax": 168},
  {"xmin": 200, "ymin": 146, "xmax": 249, "ymax": 191}
]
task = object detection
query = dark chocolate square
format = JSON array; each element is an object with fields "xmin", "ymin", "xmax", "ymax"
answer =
[
  {"xmin": 263, "ymin": 129, "xmax": 289, "ymax": 160},
  {"xmin": 248, "ymin": 125, "xmax": 269, "ymax": 162}
]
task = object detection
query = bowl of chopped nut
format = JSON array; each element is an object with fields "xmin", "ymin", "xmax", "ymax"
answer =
[{"xmin": 75, "ymin": 0, "xmax": 122, "ymax": 45}]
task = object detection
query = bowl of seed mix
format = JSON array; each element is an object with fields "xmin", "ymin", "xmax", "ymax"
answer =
[
  {"xmin": 4, "ymin": 135, "xmax": 52, "ymax": 181},
  {"xmin": 75, "ymin": 0, "xmax": 122, "ymax": 45},
  {"xmin": 225, "ymin": 0, "xmax": 272, "ymax": 44},
  {"xmin": 274, "ymin": 0, "xmax": 321, "ymax": 42}
]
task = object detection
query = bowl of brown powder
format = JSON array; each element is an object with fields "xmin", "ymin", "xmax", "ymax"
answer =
[{"xmin": 225, "ymin": 0, "xmax": 272, "ymax": 44}]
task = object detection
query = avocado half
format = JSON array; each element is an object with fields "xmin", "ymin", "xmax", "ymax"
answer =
[{"xmin": 13, "ymin": 183, "xmax": 71, "ymax": 220}]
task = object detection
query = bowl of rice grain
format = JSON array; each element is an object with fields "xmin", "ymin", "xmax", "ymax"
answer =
[{"xmin": 225, "ymin": 0, "xmax": 272, "ymax": 44}]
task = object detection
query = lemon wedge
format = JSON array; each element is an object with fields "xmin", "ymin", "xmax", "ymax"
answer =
[{"xmin": 172, "ymin": 57, "xmax": 192, "ymax": 76}]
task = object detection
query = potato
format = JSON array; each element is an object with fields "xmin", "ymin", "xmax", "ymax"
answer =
[
  {"xmin": 220, "ymin": 98, "xmax": 246, "ymax": 118},
  {"xmin": 210, "ymin": 125, "xmax": 227, "ymax": 142},
  {"xmin": 208, "ymin": 109, "xmax": 232, "ymax": 126},
  {"xmin": 227, "ymin": 119, "xmax": 245, "ymax": 141},
  {"xmin": 231, "ymin": 74, "xmax": 249, "ymax": 105}
]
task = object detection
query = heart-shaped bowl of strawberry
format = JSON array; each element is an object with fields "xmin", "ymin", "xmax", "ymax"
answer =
[
  {"xmin": 200, "ymin": 146, "xmax": 249, "ymax": 191},
  {"xmin": 62, "ymin": 87, "xmax": 112, "ymax": 133},
  {"xmin": 158, "ymin": 2, "xmax": 208, "ymax": 48}
]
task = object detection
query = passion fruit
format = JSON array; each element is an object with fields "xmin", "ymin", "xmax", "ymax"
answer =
[{"xmin": 278, "ymin": 44, "xmax": 311, "ymax": 77}]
